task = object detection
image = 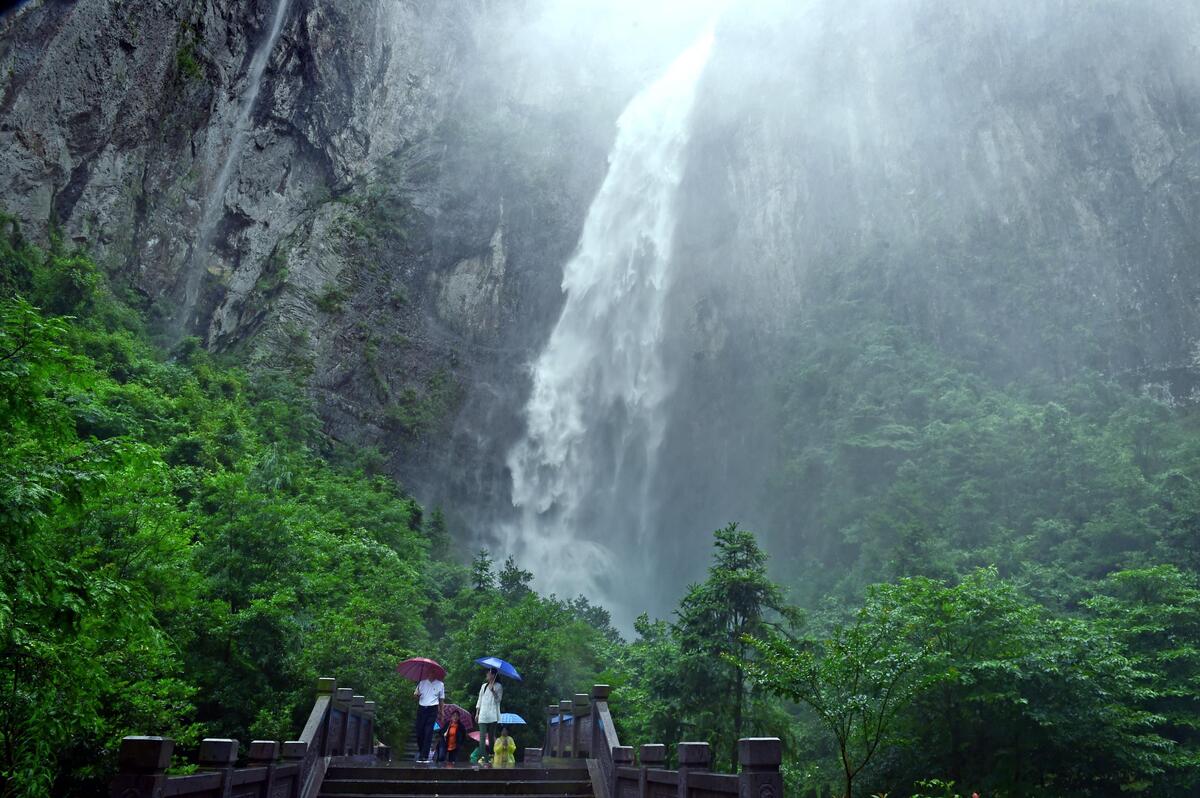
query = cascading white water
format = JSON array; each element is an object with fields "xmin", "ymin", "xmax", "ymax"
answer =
[
  {"xmin": 503, "ymin": 29, "xmax": 715, "ymax": 616},
  {"xmin": 176, "ymin": 0, "xmax": 292, "ymax": 335}
]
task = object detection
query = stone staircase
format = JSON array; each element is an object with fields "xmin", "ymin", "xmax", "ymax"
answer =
[{"xmin": 318, "ymin": 764, "xmax": 594, "ymax": 798}]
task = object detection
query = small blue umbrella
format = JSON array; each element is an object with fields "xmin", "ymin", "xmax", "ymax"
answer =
[
  {"xmin": 475, "ymin": 656, "xmax": 522, "ymax": 681},
  {"xmin": 499, "ymin": 712, "xmax": 526, "ymax": 725}
]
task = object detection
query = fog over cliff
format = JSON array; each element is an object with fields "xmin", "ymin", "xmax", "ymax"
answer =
[{"xmin": 3, "ymin": 0, "xmax": 1200, "ymax": 626}]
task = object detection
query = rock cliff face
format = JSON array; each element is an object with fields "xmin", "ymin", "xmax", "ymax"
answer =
[
  {"xmin": 5, "ymin": 0, "xmax": 1200, "ymax": 616},
  {"xmin": 0, "ymin": 0, "xmax": 627, "ymax": 508}
]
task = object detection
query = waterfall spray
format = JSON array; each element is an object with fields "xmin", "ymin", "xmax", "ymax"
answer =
[
  {"xmin": 175, "ymin": 0, "xmax": 292, "ymax": 337},
  {"xmin": 503, "ymin": 29, "xmax": 715, "ymax": 619}
]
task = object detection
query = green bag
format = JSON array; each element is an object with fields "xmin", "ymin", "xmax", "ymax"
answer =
[{"xmin": 469, "ymin": 748, "xmax": 480, "ymax": 764}]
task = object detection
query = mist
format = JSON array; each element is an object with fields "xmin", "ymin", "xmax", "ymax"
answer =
[{"xmin": 421, "ymin": 0, "xmax": 1200, "ymax": 627}]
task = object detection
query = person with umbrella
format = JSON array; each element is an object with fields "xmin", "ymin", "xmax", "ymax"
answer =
[
  {"xmin": 472, "ymin": 656, "xmax": 520, "ymax": 765},
  {"xmin": 397, "ymin": 658, "xmax": 445, "ymax": 764},
  {"xmin": 474, "ymin": 667, "xmax": 502, "ymax": 765}
]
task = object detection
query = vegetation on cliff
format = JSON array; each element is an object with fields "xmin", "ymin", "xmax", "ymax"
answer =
[{"xmin": 3, "ymin": 221, "xmax": 1200, "ymax": 798}]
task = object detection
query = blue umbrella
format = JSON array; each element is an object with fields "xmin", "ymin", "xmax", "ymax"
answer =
[
  {"xmin": 475, "ymin": 656, "xmax": 522, "ymax": 681},
  {"xmin": 499, "ymin": 712, "xmax": 526, "ymax": 725}
]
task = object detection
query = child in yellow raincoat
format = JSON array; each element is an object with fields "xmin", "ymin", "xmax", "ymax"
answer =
[{"xmin": 493, "ymin": 726, "xmax": 516, "ymax": 767}]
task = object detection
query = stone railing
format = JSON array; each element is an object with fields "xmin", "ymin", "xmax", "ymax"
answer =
[
  {"xmin": 109, "ymin": 677, "xmax": 378, "ymax": 798},
  {"xmin": 537, "ymin": 685, "xmax": 783, "ymax": 798}
]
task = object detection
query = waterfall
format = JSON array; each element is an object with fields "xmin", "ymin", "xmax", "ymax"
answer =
[
  {"xmin": 175, "ymin": 0, "xmax": 292, "ymax": 336},
  {"xmin": 503, "ymin": 29, "xmax": 715, "ymax": 618}
]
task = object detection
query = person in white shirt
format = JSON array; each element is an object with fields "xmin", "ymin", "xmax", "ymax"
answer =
[
  {"xmin": 474, "ymin": 668, "xmax": 503, "ymax": 765},
  {"xmin": 414, "ymin": 677, "xmax": 444, "ymax": 763}
]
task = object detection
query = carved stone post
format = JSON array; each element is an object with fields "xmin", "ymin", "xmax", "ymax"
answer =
[
  {"xmin": 281, "ymin": 741, "xmax": 307, "ymax": 798},
  {"xmin": 335, "ymin": 688, "xmax": 354, "ymax": 755},
  {"xmin": 351, "ymin": 695, "xmax": 366, "ymax": 754},
  {"xmin": 676, "ymin": 742, "xmax": 711, "ymax": 798},
  {"xmin": 248, "ymin": 740, "xmax": 278, "ymax": 798},
  {"xmin": 613, "ymin": 745, "xmax": 635, "ymax": 798},
  {"xmin": 639, "ymin": 744, "xmax": 667, "ymax": 798},
  {"xmin": 547, "ymin": 705, "xmax": 559, "ymax": 755},
  {"xmin": 558, "ymin": 699, "xmax": 573, "ymax": 757},
  {"xmin": 109, "ymin": 736, "xmax": 173, "ymax": 798},
  {"xmin": 737, "ymin": 739, "xmax": 783, "ymax": 798},
  {"xmin": 198, "ymin": 738, "xmax": 239, "ymax": 798},
  {"xmin": 317, "ymin": 677, "xmax": 337, "ymax": 756},
  {"xmin": 363, "ymin": 700, "xmax": 377, "ymax": 755},
  {"xmin": 572, "ymin": 693, "xmax": 589, "ymax": 757},
  {"xmin": 525, "ymin": 747, "xmax": 544, "ymax": 764},
  {"xmin": 591, "ymin": 684, "xmax": 611, "ymax": 757}
]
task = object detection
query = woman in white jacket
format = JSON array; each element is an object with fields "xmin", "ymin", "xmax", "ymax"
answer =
[{"xmin": 474, "ymin": 667, "xmax": 503, "ymax": 764}]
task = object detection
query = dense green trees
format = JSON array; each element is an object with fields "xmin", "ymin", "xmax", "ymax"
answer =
[{"xmin": 6, "ymin": 215, "xmax": 1200, "ymax": 798}]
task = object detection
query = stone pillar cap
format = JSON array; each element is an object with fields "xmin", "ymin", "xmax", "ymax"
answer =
[
  {"xmin": 677, "ymin": 742, "xmax": 711, "ymax": 767},
  {"xmin": 612, "ymin": 745, "xmax": 635, "ymax": 764},
  {"xmin": 248, "ymin": 740, "xmax": 279, "ymax": 762},
  {"xmin": 198, "ymin": 738, "xmax": 239, "ymax": 766},
  {"xmin": 335, "ymin": 687, "xmax": 355, "ymax": 701},
  {"xmin": 118, "ymin": 736, "xmax": 174, "ymax": 772},
  {"xmin": 316, "ymin": 677, "xmax": 337, "ymax": 693},
  {"xmin": 737, "ymin": 737, "xmax": 782, "ymax": 768},
  {"xmin": 351, "ymin": 694, "xmax": 366, "ymax": 707},
  {"xmin": 639, "ymin": 744, "xmax": 667, "ymax": 765},
  {"xmin": 364, "ymin": 700, "xmax": 377, "ymax": 713},
  {"xmin": 281, "ymin": 740, "xmax": 307, "ymax": 760},
  {"xmin": 591, "ymin": 684, "xmax": 611, "ymax": 700}
]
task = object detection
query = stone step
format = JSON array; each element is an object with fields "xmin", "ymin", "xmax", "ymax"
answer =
[
  {"xmin": 321, "ymin": 779, "xmax": 591, "ymax": 795},
  {"xmin": 326, "ymin": 767, "xmax": 590, "ymax": 781},
  {"xmin": 319, "ymin": 792, "xmax": 595, "ymax": 796}
]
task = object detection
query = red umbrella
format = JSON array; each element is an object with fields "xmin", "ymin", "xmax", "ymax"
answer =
[
  {"xmin": 441, "ymin": 703, "xmax": 474, "ymax": 731},
  {"xmin": 396, "ymin": 657, "xmax": 446, "ymax": 682}
]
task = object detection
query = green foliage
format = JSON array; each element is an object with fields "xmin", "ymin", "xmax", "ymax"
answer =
[{"xmin": 0, "ymin": 223, "xmax": 435, "ymax": 795}]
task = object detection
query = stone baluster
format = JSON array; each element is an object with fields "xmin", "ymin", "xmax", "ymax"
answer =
[
  {"xmin": 612, "ymin": 745, "xmax": 635, "ymax": 798},
  {"xmin": 335, "ymin": 688, "xmax": 354, "ymax": 754},
  {"xmin": 281, "ymin": 741, "xmax": 307, "ymax": 798},
  {"xmin": 676, "ymin": 742, "xmax": 710, "ymax": 798},
  {"xmin": 572, "ymin": 693, "xmax": 589, "ymax": 757},
  {"xmin": 108, "ymin": 736, "xmax": 173, "ymax": 798},
  {"xmin": 351, "ymin": 695, "xmax": 366, "ymax": 754},
  {"xmin": 198, "ymin": 738, "xmax": 239, "ymax": 798},
  {"xmin": 737, "ymin": 739, "xmax": 783, "ymax": 798},
  {"xmin": 317, "ymin": 677, "xmax": 337, "ymax": 756},
  {"xmin": 248, "ymin": 740, "xmax": 278, "ymax": 798},
  {"xmin": 558, "ymin": 699, "xmax": 572, "ymax": 757},
  {"xmin": 547, "ymin": 704, "xmax": 559, "ymax": 755},
  {"xmin": 363, "ymin": 700, "xmax": 377, "ymax": 756},
  {"xmin": 639, "ymin": 744, "xmax": 667, "ymax": 798}
]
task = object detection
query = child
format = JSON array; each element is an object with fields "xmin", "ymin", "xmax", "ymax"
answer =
[
  {"xmin": 493, "ymin": 725, "xmax": 516, "ymax": 768},
  {"xmin": 444, "ymin": 711, "xmax": 464, "ymax": 765}
]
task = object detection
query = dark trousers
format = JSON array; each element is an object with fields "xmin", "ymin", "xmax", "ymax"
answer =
[{"xmin": 415, "ymin": 705, "xmax": 438, "ymax": 760}]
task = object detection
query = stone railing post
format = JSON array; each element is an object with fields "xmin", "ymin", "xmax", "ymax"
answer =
[
  {"xmin": 572, "ymin": 693, "xmax": 589, "ymax": 757},
  {"xmin": 613, "ymin": 745, "xmax": 635, "ymax": 798},
  {"xmin": 639, "ymin": 744, "xmax": 667, "ymax": 798},
  {"xmin": 676, "ymin": 742, "xmax": 710, "ymax": 798},
  {"xmin": 351, "ymin": 695, "xmax": 366, "ymax": 754},
  {"xmin": 248, "ymin": 740, "xmax": 278, "ymax": 798},
  {"xmin": 546, "ymin": 704, "xmax": 559, "ymax": 755},
  {"xmin": 738, "ymin": 739, "xmax": 783, "ymax": 798},
  {"xmin": 335, "ymin": 688, "xmax": 354, "ymax": 754},
  {"xmin": 591, "ymin": 684, "xmax": 611, "ymax": 753},
  {"xmin": 364, "ymin": 700, "xmax": 377, "ymax": 755},
  {"xmin": 198, "ymin": 738, "xmax": 239, "ymax": 798},
  {"xmin": 525, "ymin": 747, "xmax": 544, "ymax": 764},
  {"xmin": 281, "ymin": 741, "xmax": 307, "ymax": 798},
  {"xmin": 558, "ymin": 699, "xmax": 573, "ymax": 757},
  {"xmin": 317, "ymin": 677, "xmax": 337, "ymax": 756},
  {"xmin": 108, "ymin": 736, "xmax": 173, "ymax": 798}
]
